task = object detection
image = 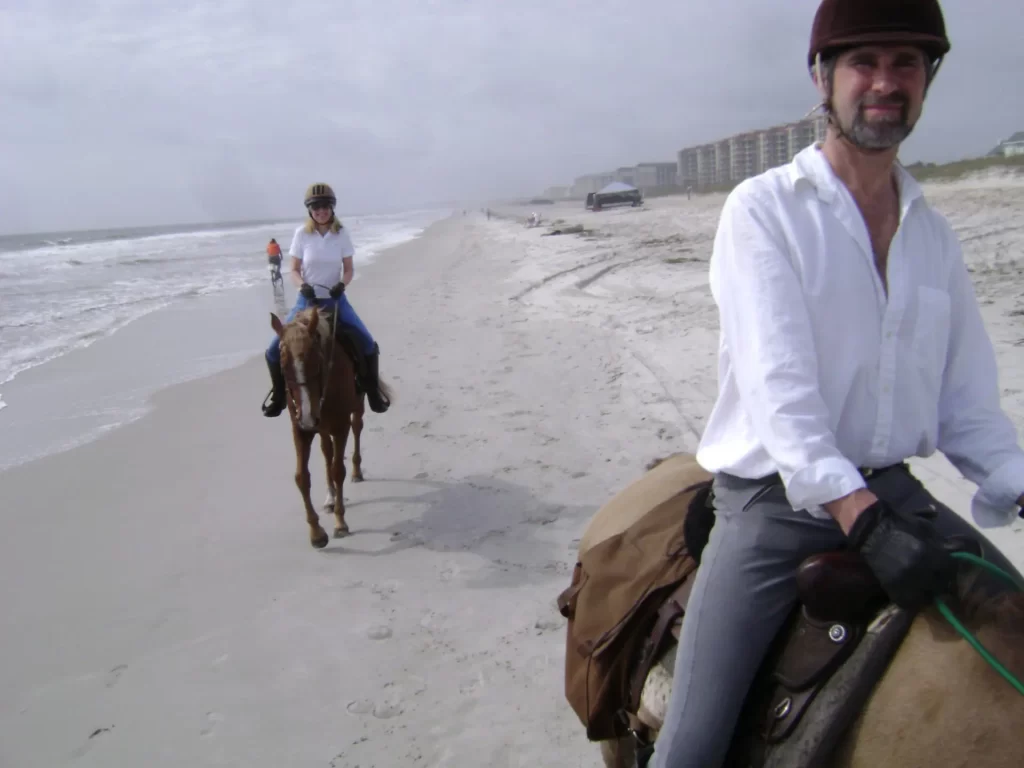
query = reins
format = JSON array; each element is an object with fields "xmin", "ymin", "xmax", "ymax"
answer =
[
  {"xmin": 311, "ymin": 283, "xmax": 339, "ymax": 419},
  {"xmin": 934, "ymin": 551, "xmax": 1024, "ymax": 697}
]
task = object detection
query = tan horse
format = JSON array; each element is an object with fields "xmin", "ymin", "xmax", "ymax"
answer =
[
  {"xmin": 271, "ymin": 306, "xmax": 391, "ymax": 548},
  {"xmin": 586, "ymin": 456, "xmax": 1024, "ymax": 768}
]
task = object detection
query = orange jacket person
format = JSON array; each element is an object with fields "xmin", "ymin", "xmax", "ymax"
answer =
[{"xmin": 266, "ymin": 238, "xmax": 282, "ymax": 265}]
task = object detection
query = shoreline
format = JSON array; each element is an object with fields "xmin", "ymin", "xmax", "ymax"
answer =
[{"xmin": 0, "ymin": 216, "xmax": 448, "ymax": 475}]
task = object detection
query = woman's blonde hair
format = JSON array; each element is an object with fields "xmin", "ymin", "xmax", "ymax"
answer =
[{"xmin": 304, "ymin": 215, "xmax": 344, "ymax": 235}]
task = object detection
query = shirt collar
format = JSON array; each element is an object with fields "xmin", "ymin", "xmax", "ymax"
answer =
[{"xmin": 787, "ymin": 142, "xmax": 925, "ymax": 215}]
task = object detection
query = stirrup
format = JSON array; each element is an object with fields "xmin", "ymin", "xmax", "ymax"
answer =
[{"xmin": 262, "ymin": 388, "xmax": 285, "ymax": 417}]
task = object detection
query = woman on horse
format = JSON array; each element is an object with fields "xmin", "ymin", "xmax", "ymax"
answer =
[{"xmin": 262, "ymin": 182, "xmax": 391, "ymax": 416}]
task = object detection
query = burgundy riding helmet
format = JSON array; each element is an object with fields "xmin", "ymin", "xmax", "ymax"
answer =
[{"xmin": 807, "ymin": 0, "xmax": 951, "ymax": 68}]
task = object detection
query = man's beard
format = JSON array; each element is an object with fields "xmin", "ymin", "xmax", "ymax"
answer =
[{"xmin": 836, "ymin": 94, "xmax": 916, "ymax": 151}]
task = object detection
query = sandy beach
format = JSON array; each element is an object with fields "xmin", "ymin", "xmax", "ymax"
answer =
[{"xmin": 2, "ymin": 176, "xmax": 1024, "ymax": 767}]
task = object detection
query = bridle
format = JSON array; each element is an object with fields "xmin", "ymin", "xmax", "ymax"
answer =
[{"xmin": 286, "ymin": 285, "xmax": 340, "ymax": 432}]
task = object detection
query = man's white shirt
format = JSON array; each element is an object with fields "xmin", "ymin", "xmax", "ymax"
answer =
[{"xmin": 696, "ymin": 144, "xmax": 1024, "ymax": 526}]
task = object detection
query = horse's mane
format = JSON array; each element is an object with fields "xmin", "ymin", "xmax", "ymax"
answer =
[
  {"xmin": 284, "ymin": 308, "xmax": 333, "ymax": 355},
  {"xmin": 955, "ymin": 567, "xmax": 1024, "ymax": 636},
  {"xmin": 941, "ymin": 565, "xmax": 1024, "ymax": 680}
]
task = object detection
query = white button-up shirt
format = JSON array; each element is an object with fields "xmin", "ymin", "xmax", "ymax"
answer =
[{"xmin": 696, "ymin": 144, "xmax": 1024, "ymax": 526}]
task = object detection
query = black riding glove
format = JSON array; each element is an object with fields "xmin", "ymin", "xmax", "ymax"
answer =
[
  {"xmin": 299, "ymin": 283, "xmax": 316, "ymax": 301},
  {"xmin": 329, "ymin": 281, "xmax": 345, "ymax": 299},
  {"xmin": 846, "ymin": 499, "xmax": 955, "ymax": 611}
]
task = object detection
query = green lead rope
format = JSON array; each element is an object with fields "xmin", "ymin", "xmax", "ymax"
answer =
[{"xmin": 933, "ymin": 551, "xmax": 1024, "ymax": 697}]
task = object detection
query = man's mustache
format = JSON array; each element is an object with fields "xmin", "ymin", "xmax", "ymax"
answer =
[{"xmin": 859, "ymin": 94, "xmax": 909, "ymax": 110}]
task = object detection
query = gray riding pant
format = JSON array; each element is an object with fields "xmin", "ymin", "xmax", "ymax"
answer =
[{"xmin": 650, "ymin": 464, "xmax": 1014, "ymax": 768}]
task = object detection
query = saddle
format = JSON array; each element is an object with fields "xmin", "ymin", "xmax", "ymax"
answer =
[{"xmin": 628, "ymin": 496, "xmax": 987, "ymax": 768}]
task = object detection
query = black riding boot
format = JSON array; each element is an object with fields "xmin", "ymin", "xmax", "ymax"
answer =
[
  {"xmin": 362, "ymin": 343, "xmax": 390, "ymax": 414},
  {"xmin": 261, "ymin": 356, "xmax": 287, "ymax": 417}
]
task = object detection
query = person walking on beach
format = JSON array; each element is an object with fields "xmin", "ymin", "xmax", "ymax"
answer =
[
  {"xmin": 650, "ymin": 1, "xmax": 1024, "ymax": 766},
  {"xmin": 261, "ymin": 183, "xmax": 391, "ymax": 417},
  {"xmin": 266, "ymin": 238, "xmax": 283, "ymax": 285}
]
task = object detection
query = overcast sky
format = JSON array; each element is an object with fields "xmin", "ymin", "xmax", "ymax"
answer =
[{"xmin": 1, "ymin": 0, "xmax": 1021, "ymax": 233}]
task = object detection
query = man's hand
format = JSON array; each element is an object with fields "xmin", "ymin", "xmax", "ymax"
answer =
[
  {"xmin": 844, "ymin": 499, "xmax": 955, "ymax": 611},
  {"xmin": 329, "ymin": 282, "xmax": 345, "ymax": 299},
  {"xmin": 299, "ymin": 283, "xmax": 316, "ymax": 301},
  {"xmin": 824, "ymin": 488, "xmax": 878, "ymax": 535}
]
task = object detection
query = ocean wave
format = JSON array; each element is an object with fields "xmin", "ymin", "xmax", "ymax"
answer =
[{"xmin": 0, "ymin": 209, "xmax": 445, "ymax": 389}]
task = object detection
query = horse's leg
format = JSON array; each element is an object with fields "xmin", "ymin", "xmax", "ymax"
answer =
[
  {"xmin": 350, "ymin": 397, "xmax": 364, "ymax": 482},
  {"xmin": 320, "ymin": 431, "xmax": 337, "ymax": 514},
  {"xmin": 600, "ymin": 737, "xmax": 638, "ymax": 768},
  {"xmin": 331, "ymin": 421, "xmax": 352, "ymax": 537},
  {"xmin": 293, "ymin": 425, "xmax": 328, "ymax": 549}
]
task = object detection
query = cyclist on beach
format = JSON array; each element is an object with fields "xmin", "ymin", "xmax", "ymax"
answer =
[{"xmin": 266, "ymin": 238, "xmax": 283, "ymax": 285}]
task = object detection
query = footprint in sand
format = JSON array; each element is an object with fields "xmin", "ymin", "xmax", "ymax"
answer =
[
  {"xmin": 373, "ymin": 700, "xmax": 404, "ymax": 719},
  {"xmin": 525, "ymin": 653, "xmax": 558, "ymax": 677},
  {"xmin": 200, "ymin": 712, "xmax": 223, "ymax": 737},
  {"xmin": 346, "ymin": 686, "xmax": 417, "ymax": 720},
  {"xmin": 419, "ymin": 610, "xmax": 450, "ymax": 632},
  {"xmin": 104, "ymin": 664, "xmax": 128, "ymax": 688},
  {"xmin": 69, "ymin": 726, "xmax": 115, "ymax": 760},
  {"xmin": 458, "ymin": 669, "xmax": 488, "ymax": 695},
  {"xmin": 534, "ymin": 617, "xmax": 563, "ymax": 634},
  {"xmin": 346, "ymin": 699, "xmax": 375, "ymax": 716},
  {"xmin": 370, "ymin": 581, "xmax": 399, "ymax": 600},
  {"xmin": 438, "ymin": 561, "xmax": 460, "ymax": 583},
  {"xmin": 367, "ymin": 625, "xmax": 393, "ymax": 641}
]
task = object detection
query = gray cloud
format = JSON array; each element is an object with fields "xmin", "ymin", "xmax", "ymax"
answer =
[{"xmin": 1, "ymin": 0, "xmax": 1021, "ymax": 232}]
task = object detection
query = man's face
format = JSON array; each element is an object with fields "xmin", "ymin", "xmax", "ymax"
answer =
[{"xmin": 827, "ymin": 45, "xmax": 929, "ymax": 150}]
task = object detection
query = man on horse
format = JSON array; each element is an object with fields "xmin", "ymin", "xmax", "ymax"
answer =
[
  {"xmin": 650, "ymin": 1, "xmax": 1024, "ymax": 766},
  {"xmin": 262, "ymin": 183, "xmax": 391, "ymax": 417}
]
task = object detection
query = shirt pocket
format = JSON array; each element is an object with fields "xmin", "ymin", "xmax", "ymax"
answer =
[{"xmin": 912, "ymin": 286, "xmax": 951, "ymax": 383}]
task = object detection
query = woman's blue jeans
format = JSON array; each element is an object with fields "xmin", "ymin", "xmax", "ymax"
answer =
[{"xmin": 266, "ymin": 292, "xmax": 376, "ymax": 364}]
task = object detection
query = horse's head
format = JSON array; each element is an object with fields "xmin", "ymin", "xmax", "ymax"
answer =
[{"xmin": 271, "ymin": 306, "xmax": 330, "ymax": 431}]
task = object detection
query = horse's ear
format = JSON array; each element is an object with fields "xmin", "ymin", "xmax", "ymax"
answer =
[
  {"xmin": 271, "ymin": 312, "xmax": 284, "ymax": 337},
  {"xmin": 306, "ymin": 305, "xmax": 319, "ymax": 331}
]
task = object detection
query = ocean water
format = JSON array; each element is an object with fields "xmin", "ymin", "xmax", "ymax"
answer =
[
  {"xmin": 0, "ymin": 209, "xmax": 447, "ymax": 469},
  {"xmin": 0, "ymin": 209, "xmax": 445, "ymax": 412}
]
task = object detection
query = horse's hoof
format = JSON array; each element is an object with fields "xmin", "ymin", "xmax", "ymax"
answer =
[
  {"xmin": 334, "ymin": 525, "xmax": 350, "ymax": 538},
  {"xmin": 352, "ymin": 475, "xmax": 364, "ymax": 483},
  {"xmin": 311, "ymin": 530, "xmax": 330, "ymax": 549}
]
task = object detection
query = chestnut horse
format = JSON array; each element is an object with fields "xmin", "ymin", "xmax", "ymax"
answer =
[
  {"xmin": 579, "ymin": 456, "xmax": 1024, "ymax": 768},
  {"xmin": 270, "ymin": 305, "xmax": 391, "ymax": 548}
]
